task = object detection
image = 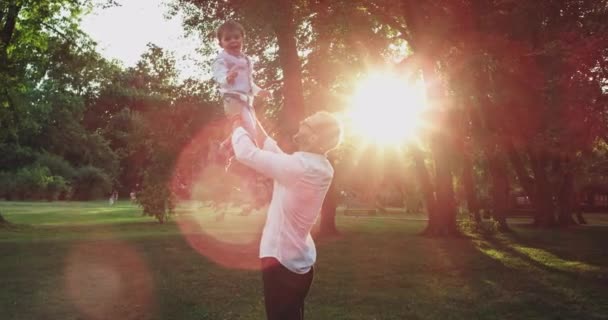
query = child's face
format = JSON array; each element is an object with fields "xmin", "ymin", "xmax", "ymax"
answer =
[{"xmin": 220, "ymin": 30, "xmax": 243, "ymax": 55}]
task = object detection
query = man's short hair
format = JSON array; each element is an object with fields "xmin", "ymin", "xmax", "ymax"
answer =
[
  {"xmin": 308, "ymin": 111, "xmax": 343, "ymax": 154},
  {"xmin": 216, "ymin": 20, "xmax": 245, "ymax": 42}
]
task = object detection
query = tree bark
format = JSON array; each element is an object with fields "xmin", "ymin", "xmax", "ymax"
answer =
[
  {"xmin": 530, "ymin": 151, "xmax": 557, "ymax": 227},
  {"xmin": 0, "ymin": 2, "xmax": 21, "ymax": 67},
  {"xmin": 487, "ymin": 150, "xmax": 511, "ymax": 232},
  {"xmin": 426, "ymin": 136, "xmax": 458, "ymax": 236},
  {"xmin": 556, "ymin": 157, "xmax": 578, "ymax": 226},
  {"xmin": 400, "ymin": 0, "xmax": 459, "ymax": 236},
  {"xmin": 505, "ymin": 142, "xmax": 538, "ymax": 208},
  {"xmin": 420, "ymin": 62, "xmax": 459, "ymax": 236},
  {"xmin": 411, "ymin": 145, "xmax": 437, "ymax": 224},
  {"xmin": 320, "ymin": 173, "xmax": 339, "ymax": 236},
  {"xmin": 462, "ymin": 155, "xmax": 481, "ymax": 223},
  {"xmin": 271, "ymin": 0, "xmax": 305, "ymax": 142}
]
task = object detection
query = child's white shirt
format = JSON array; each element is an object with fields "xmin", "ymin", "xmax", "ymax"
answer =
[{"xmin": 212, "ymin": 50, "xmax": 261, "ymax": 98}]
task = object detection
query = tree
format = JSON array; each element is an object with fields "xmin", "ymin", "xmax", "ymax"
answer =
[
  {"xmin": 120, "ymin": 45, "xmax": 218, "ymax": 222},
  {"xmin": 0, "ymin": 0, "xmax": 123, "ymax": 200}
]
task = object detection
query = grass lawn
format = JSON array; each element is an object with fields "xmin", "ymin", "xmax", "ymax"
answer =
[{"xmin": 1, "ymin": 201, "xmax": 607, "ymax": 320}]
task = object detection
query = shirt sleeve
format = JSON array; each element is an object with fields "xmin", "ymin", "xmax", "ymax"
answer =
[
  {"xmin": 246, "ymin": 55, "xmax": 262, "ymax": 95},
  {"xmin": 212, "ymin": 57, "xmax": 228, "ymax": 86},
  {"xmin": 252, "ymin": 82, "xmax": 262, "ymax": 96},
  {"xmin": 232, "ymin": 127, "xmax": 301, "ymax": 184},
  {"xmin": 263, "ymin": 137, "xmax": 284, "ymax": 154}
]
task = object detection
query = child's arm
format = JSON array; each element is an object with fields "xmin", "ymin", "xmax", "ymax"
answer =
[
  {"xmin": 247, "ymin": 57, "xmax": 270, "ymax": 98},
  {"xmin": 212, "ymin": 58, "xmax": 237, "ymax": 85},
  {"xmin": 255, "ymin": 119, "xmax": 284, "ymax": 154},
  {"xmin": 252, "ymin": 83, "xmax": 271, "ymax": 99}
]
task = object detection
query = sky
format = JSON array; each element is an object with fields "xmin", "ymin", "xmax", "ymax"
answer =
[{"xmin": 80, "ymin": 0, "xmax": 206, "ymax": 80}]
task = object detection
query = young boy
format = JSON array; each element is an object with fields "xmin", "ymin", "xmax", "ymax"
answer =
[
  {"xmin": 212, "ymin": 20, "xmax": 271, "ymax": 207},
  {"xmin": 212, "ymin": 20, "xmax": 270, "ymax": 156}
]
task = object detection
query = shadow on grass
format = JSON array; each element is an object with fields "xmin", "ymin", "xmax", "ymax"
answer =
[
  {"xmin": 487, "ymin": 221, "xmax": 608, "ymax": 273},
  {"xmin": 0, "ymin": 219, "xmax": 266, "ymax": 320},
  {"xmin": 310, "ymin": 222, "xmax": 608, "ymax": 320},
  {"xmin": 2, "ymin": 215, "xmax": 608, "ymax": 320},
  {"xmin": 433, "ymin": 234, "xmax": 608, "ymax": 319}
]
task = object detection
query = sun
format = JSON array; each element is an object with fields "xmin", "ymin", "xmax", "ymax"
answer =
[{"xmin": 346, "ymin": 72, "xmax": 428, "ymax": 147}]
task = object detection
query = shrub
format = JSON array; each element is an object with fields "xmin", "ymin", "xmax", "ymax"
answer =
[
  {"xmin": 0, "ymin": 144, "xmax": 38, "ymax": 169},
  {"xmin": 72, "ymin": 166, "xmax": 112, "ymax": 200},
  {"xmin": 0, "ymin": 172, "xmax": 17, "ymax": 200},
  {"xmin": 35, "ymin": 153, "xmax": 76, "ymax": 180},
  {"xmin": 13, "ymin": 165, "xmax": 52, "ymax": 200},
  {"xmin": 46, "ymin": 175, "xmax": 71, "ymax": 201},
  {"xmin": 137, "ymin": 163, "xmax": 175, "ymax": 223}
]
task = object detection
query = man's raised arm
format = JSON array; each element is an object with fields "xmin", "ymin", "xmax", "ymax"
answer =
[{"xmin": 231, "ymin": 126, "xmax": 299, "ymax": 184}]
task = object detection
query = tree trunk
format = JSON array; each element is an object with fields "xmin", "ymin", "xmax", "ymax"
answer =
[
  {"xmin": 506, "ymin": 142, "xmax": 538, "ymax": 209},
  {"xmin": 411, "ymin": 145, "xmax": 437, "ymax": 222},
  {"xmin": 271, "ymin": 0, "xmax": 305, "ymax": 142},
  {"xmin": 426, "ymin": 139, "xmax": 458, "ymax": 236},
  {"xmin": 530, "ymin": 152, "xmax": 557, "ymax": 227},
  {"xmin": 310, "ymin": 0, "xmax": 342, "ymax": 236},
  {"xmin": 0, "ymin": 3, "xmax": 21, "ymax": 66},
  {"xmin": 487, "ymin": 151, "xmax": 512, "ymax": 232},
  {"xmin": 320, "ymin": 175, "xmax": 339, "ymax": 236},
  {"xmin": 462, "ymin": 155, "xmax": 481, "ymax": 223},
  {"xmin": 556, "ymin": 157, "xmax": 578, "ymax": 226},
  {"xmin": 421, "ymin": 65, "xmax": 458, "ymax": 236}
]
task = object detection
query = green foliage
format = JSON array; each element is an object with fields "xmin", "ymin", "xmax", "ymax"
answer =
[
  {"xmin": 137, "ymin": 177, "xmax": 175, "ymax": 224},
  {"xmin": 0, "ymin": 164, "xmax": 70, "ymax": 201},
  {"xmin": 71, "ymin": 165, "xmax": 112, "ymax": 200},
  {"xmin": 0, "ymin": 172, "xmax": 17, "ymax": 200},
  {"xmin": 136, "ymin": 151, "xmax": 177, "ymax": 223},
  {"xmin": 35, "ymin": 152, "xmax": 76, "ymax": 180},
  {"xmin": 13, "ymin": 165, "xmax": 54, "ymax": 200},
  {"xmin": 45, "ymin": 175, "xmax": 70, "ymax": 201},
  {"xmin": 0, "ymin": 144, "xmax": 38, "ymax": 168}
]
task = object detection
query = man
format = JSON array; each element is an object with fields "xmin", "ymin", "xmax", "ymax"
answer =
[{"xmin": 231, "ymin": 111, "xmax": 343, "ymax": 320}]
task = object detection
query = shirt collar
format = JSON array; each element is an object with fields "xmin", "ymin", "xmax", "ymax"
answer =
[
  {"xmin": 296, "ymin": 151, "xmax": 328, "ymax": 161},
  {"xmin": 220, "ymin": 49, "xmax": 245, "ymax": 59}
]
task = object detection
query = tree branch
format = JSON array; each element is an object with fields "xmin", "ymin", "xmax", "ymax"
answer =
[
  {"xmin": 1, "ymin": 3, "xmax": 21, "ymax": 46},
  {"xmin": 362, "ymin": 0, "xmax": 412, "ymax": 44},
  {"xmin": 40, "ymin": 21, "xmax": 91, "ymax": 53}
]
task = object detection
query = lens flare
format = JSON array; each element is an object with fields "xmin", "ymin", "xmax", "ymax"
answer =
[
  {"xmin": 64, "ymin": 241, "xmax": 154, "ymax": 320},
  {"xmin": 171, "ymin": 121, "xmax": 267, "ymax": 270}
]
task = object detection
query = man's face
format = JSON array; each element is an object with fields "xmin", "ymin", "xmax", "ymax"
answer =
[
  {"xmin": 220, "ymin": 30, "xmax": 243, "ymax": 55},
  {"xmin": 292, "ymin": 117, "xmax": 318, "ymax": 151}
]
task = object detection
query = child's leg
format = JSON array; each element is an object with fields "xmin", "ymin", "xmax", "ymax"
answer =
[
  {"xmin": 240, "ymin": 104, "xmax": 258, "ymax": 144},
  {"xmin": 219, "ymin": 96, "xmax": 247, "ymax": 164}
]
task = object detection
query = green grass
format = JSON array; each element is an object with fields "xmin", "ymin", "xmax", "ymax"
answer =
[{"xmin": 1, "ymin": 201, "xmax": 607, "ymax": 319}]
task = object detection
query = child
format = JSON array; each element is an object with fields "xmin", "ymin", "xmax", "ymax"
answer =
[
  {"xmin": 212, "ymin": 20, "xmax": 271, "ymax": 208},
  {"xmin": 212, "ymin": 20, "xmax": 270, "ymax": 157}
]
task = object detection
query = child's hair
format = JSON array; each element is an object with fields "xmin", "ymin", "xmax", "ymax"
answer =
[{"xmin": 216, "ymin": 20, "xmax": 246, "ymax": 42}]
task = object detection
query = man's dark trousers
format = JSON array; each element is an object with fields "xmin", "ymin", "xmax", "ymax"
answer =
[{"xmin": 261, "ymin": 257, "xmax": 314, "ymax": 320}]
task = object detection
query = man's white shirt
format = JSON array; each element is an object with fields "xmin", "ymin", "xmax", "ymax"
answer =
[{"xmin": 231, "ymin": 127, "xmax": 334, "ymax": 274}]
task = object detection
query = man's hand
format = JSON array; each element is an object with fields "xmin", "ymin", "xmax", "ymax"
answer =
[
  {"xmin": 226, "ymin": 67, "xmax": 238, "ymax": 84},
  {"xmin": 257, "ymin": 89, "xmax": 272, "ymax": 99}
]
